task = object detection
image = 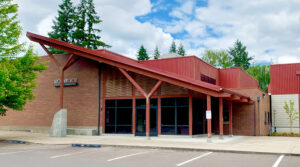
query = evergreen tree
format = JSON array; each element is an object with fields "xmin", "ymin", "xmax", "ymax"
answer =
[
  {"xmin": 153, "ymin": 46, "xmax": 160, "ymax": 59},
  {"xmin": 73, "ymin": 0, "xmax": 87, "ymax": 47},
  {"xmin": 137, "ymin": 45, "xmax": 149, "ymax": 60},
  {"xmin": 169, "ymin": 40, "xmax": 177, "ymax": 53},
  {"xmin": 228, "ymin": 40, "xmax": 253, "ymax": 70},
  {"xmin": 177, "ymin": 43, "xmax": 185, "ymax": 56},
  {"xmin": 85, "ymin": 0, "xmax": 110, "ymax": 49},
  {"xmin": 48, "ymin": 0, "xmax": 75, "ymax": 53},
  {"xmin": 0, "ymin": 0, "xmax": 47, "ymax": 116}
]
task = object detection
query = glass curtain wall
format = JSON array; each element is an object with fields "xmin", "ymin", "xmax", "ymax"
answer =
[
  {"xmin": 105, "ymin": 99, "xmax": 132, "ymax": 134},
  {"xmin": 161, "ymin": 97, "xmax": 189, "ymax": 135}
]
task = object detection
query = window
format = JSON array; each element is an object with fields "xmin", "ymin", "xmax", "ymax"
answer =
[
  {"xmin": 161, "ymin": 97, "xmax": 189, "ymax": 135},
  {"xmin": 223, "ymin": 109, "xmax": 229, "ymax": 124},
  {"xmin": 105, "ymin": 99, "xmax": 132, "ymax": 134},
  {"xmin": 201, "ymin": 74, "xmax": 216, "ymax": 85}
]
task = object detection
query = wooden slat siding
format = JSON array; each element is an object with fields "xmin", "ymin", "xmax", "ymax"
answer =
[
  {"xmin": 161, "ymin": 82, "xmax": 189, "ymax": 95},
  {"xmin": 105, "ymin": 67, "xmax": 132, "ymax": 97},
  {"xmin": 134, "ymin": 73, "xmax": 158, "ymax": 97}
]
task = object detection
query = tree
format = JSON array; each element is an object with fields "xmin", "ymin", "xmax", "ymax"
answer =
[
  {"xmin": 202, "ymin": 49, "xmax": 233, "ymax": 68},
  {"xmin": 169, "ymin": 40, "xmax": 177, "ymax": 53},
  {"xmin": 153, "ymin": 46, "xmax": 160, "ymax": 59},
  {"xmin": 228, "ymin": 40, "xmax": 253, "ymax": 70},
  {"xmin": 48, "ymin": 0, "xmax": 76, "ymax": 54},
  {"xmin": 137, "ymin": 45, "xmax": 149, "ymax": 60},
  {"xmin": 0, "ymin": 0, "xmax": 47, "ymax": 116},
  {"xmin": 85, "ymin": 0, "xmax": 110, "ymax": 49},
  {"xmin": 283, "ymin": 100, "xmax": 299, "ymax": 133},
  {"xmin": 72, "ymin": 0, "xmax": 110, "ymax": 49},
  {"xmin": 177, "ymin": 43, "xmax": 185, "ymax": 56},
  {"xmin": 247, "ymin": 65, "xmax": 270, "ymax": 92}
]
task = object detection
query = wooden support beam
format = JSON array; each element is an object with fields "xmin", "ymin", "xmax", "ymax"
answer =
[
  {"xmin": 40, "ymin": 43, "xmax": 61, "ymax": 67},
  {"xmin": 148, "ymin": 80, "xmax": 162, "ymax": 98},
  {"xmin": 207, "ymin": 95, "xmax": 212, "ymax": 140},
  {"xmin": 119, "ymin": 68, "xmax": 147, "ymax": 97},
  {"xmin": 229, "ymin": 100, "xmax": 233, "ymax": 136},
  {"xmin": 189, "ymin": 91, "xmax": 193, "ymax": 136},
  {"xmin": 219, "ymin": 97, "xmax": 223, "ymax": 138},
  {"xmin": 62, "ymin": 54, "xmax": 80, "ymax": 71},
  {"xmin": 157, "ymin": 87, "xmax": 161, "ymax": 136}
]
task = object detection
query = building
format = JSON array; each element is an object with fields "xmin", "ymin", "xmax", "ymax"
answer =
[
  {"xmin": 269, "ymin": 63, "xmax": 300, "ymax": 133},
  {"xmin": 0, "ymin": 32, "xmax": 270, "ymax": 138}
]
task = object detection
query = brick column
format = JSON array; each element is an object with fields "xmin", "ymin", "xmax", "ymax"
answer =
[
  {"xmin": 229, "ymin": 100, "xmax": 233, "ymax": 136},
  {"xmin": 219, "ymin": 97, "xmax": 223, "ymax": 139},
  {"xmin": 207, "ymin": 95, "xmax": 212, "ymax": 142}
]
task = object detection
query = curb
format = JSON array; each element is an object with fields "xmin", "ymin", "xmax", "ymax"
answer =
[
  {"xmin": 0, "ymin": 140, "xmax": 25, "ymax": 144},
  {"xmin": 72, "ymin": 144, "xmax": 101, "ymax": 148}
]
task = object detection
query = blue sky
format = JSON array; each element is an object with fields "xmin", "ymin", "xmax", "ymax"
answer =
[{"xmin": 14, "ymin": 0, "xmax": 300, "ymax": 64}]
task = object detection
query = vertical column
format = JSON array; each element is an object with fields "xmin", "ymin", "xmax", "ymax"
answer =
[
  {"xmin": 146, "ymin": 97, "xmax": 150, "ymax": 137},
  {"xmin": 158, "ymin": 87, "xmax": 161, "ymax": 135},
  {"xmin": 101, "ymin": 70, "xmax": 106, "ymax": 134},
  {"xmin": 207, "ymin": 95, "xmax": 212, "ymax": 142},
  {"xmin": 229, "ymin": 101, "xmax": 233, "ymax": 136},
  {"xmin": 60, "ymin": 70, "xmax": 64, "ymax": 108},
  {"xmin": 132, "ymin": 90, "xmax": 136, "ymax": 135},
  {"xmin": 219, "ymin": 97, "xmax": 223, "ymax": 139},
  {"xmin": 189, "ymin": 92, "xmax": 193, "ymax": 136},
  {"xmin": 202, "ymin": 101, "xmax": 206, "ymax": 134}
]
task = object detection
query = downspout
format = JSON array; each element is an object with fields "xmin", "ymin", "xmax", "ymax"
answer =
[
  {"xmin": 97, "ymin": 64, "xmax": 101, "ymax": 136},
  {"xmin": 269, "ymin": 94, "xmax": 272, "ymax": 135}
]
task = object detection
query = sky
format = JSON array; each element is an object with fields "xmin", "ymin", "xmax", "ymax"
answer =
[{"xmin": 14, "ymin": 0, "xmax": 300, "ymax": 64}]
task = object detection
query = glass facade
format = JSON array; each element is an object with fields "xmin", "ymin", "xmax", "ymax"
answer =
[
  {"xmin": 161, "ymin": 97, "xmax": 189, "ymax": 135},
  {"xmin": 105, "ymin": 99, "xmax": 132, "ymax": 134}
]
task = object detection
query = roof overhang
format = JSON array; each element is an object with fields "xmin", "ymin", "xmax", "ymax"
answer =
[{"xmin": 27, "ymin": 32, "xmax": 250, "ymax": 101}]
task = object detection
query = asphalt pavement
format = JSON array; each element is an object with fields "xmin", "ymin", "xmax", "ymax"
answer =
[{"xmin": 0, "ymin": 143, "xmax": 299, "ymax": 167}]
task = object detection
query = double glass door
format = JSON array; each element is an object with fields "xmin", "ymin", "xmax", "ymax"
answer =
[{"xmin": 135, "ymin": 99, "xmax": 158, "ymax": 136}]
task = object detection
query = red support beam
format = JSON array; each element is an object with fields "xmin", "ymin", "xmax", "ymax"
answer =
[
  {"xmin": 146, "ymin": 97, "xmax": 150, "ymax": 137},
  {"xmin": 157, "ymin": 87, "xmax": 161, "ymax": 136},
  {"xmin": 119, "ymin": 68, "xmax": 147, "ymax": 97},
  {"xmin": 207, "ymin": 95, "xmax": 212, "ymax": 140},
  {"xmin": 40, "ymin": 43, "xmax": 61, "ymax": 68},
  {"xmin": 219, "ymin": 97, "xmax": 223, "ymax": 138},
  {"xmin": 148, "ymin": 80, "xmax": 162, "ymax": 98},
  {"xmin": 132, "ymin": 96, "xmax": 136, "ymax": 135},
  {"xmin": 189, "ymin": 91, "xmax": 193, "ymax": 136},
  {"xmin": 63, "ymin": 55, "xmax": 80, "ymax": 71},
  {"xmin": 229, "ymin": 100, "xmax": 233, "ymax": 136}
]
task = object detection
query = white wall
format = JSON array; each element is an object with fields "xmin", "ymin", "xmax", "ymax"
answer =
[{"xmin": 272, "ymin": 94, "xmax": 299, "ymax": 133}]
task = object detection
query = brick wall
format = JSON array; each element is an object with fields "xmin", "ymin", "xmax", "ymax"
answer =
[{"xmin": 0, "ymin": 54, "xmax": 99, "ymax": 127}]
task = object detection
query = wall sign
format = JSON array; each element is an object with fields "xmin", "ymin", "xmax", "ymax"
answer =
[
  {"xmin": 206, "ymin": 110, "xmax": 212, "ymax": 119},
  {"xmin": 54, "ymin": 78, "xmax": 78, "ymax": 87}
]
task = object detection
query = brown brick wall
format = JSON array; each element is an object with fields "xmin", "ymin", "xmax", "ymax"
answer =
[
  {"xmin": 0, "ymin": 54, "xmax": 99, "ymax": 127},
  {"xmin": 232, "ymin": 88, "xmax": 270, "ymax": 136}
]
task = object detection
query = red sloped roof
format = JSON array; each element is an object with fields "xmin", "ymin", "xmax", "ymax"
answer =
[{"xmin": 26, "ymin": 32, "xmax": 250, "ymax": 99}]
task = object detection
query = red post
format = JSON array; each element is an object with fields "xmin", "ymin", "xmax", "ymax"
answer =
[
  {"xmin": 207, "ymin": 95, "xmax": 212, "ymax": 141},
  {"xmin": 229, "ymin": 100, "xmax": 233, "ymax": 136},
  {"xmin": 132, "ymin": 94, "xmax": 136, "ymax": 135},
  {"xmin": 60, "ymin": 70, "xmax": 64, "ymax": 108},
  {"xmin": 146, "ymin": 97, "xmax": 150, "ymax": 137},
  {"xmin": 157, "ymin": 87, "xmax": 161, "ymax": 135},
  {"xmin": 189, "ymin": 92, "xmax": 193, "ymax": 136},
  {"xmin": 219, "ymin": 97, "xmax": 223, "ymax": 138}
]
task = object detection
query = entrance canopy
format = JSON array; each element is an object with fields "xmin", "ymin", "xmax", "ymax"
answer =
[{"xmin": 26, "ymin": 32, "xmax": 251, "ymax": 102}]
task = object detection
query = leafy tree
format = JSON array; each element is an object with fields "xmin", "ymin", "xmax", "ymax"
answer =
[
  {"xmin": 177, "ymin": 43, "xmax": 185, "ymax": 56},
  {"xmin": 0, "ymin": 0, "xmax": 47, "ymax": 116},
  {"xmin": 202, "ymin": 49, "xmax": 233, "ymax": 68},
  {"xmin": 137, "ymin": 45, "xmax": 149, "ymax": 60},
  {"xmin": 73, "ymin": 0, "xmax": 110, "ymax": 49},
  {"xmin": 153, "ymin": 46, "xmax": 160, "ymax": 59},
  {"xmin": 247, "ymin": 65, "xmax": 270, "ymax": 92},
  {"xmin": 283, "ymin": 100, "xmax": 299, "ymax": 133},
  {"xmin": 169, "ymin": 40, "xmax": 177, "ymax": 53},
  {"xmin": 48, "ymin": 0, "xmax": 76, "ymax": 53},
  {"xmin": 228, "ymin": 40, "xmax": 253, "ymax": 70}
]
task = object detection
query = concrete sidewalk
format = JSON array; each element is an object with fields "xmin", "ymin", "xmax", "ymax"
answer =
[{"xmin": 1, "ymin": 130, "xmax": 300, "ymax": 156}]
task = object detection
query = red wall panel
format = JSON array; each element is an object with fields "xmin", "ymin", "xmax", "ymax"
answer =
[{"xmin": 270, "ymin": 63, "xmax": 300, "ymax": 94}]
